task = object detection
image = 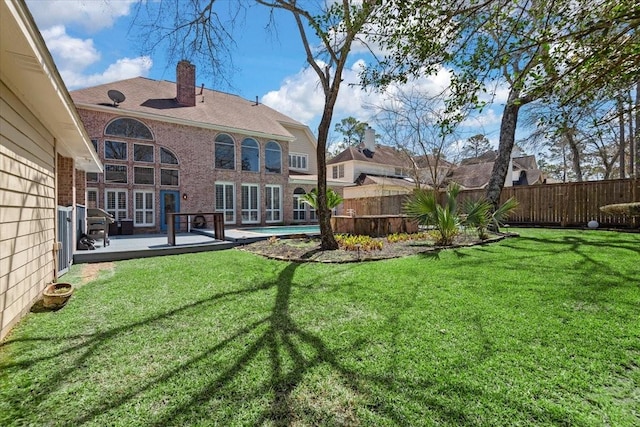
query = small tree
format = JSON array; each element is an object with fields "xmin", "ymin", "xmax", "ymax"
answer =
[{"xmin": 462, "ymin": 135, "xmax": 492, "ymax": 159}]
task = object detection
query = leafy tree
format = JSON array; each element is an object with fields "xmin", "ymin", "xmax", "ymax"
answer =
[
  {"xmin": 462, "ymin": 134, "xmax": 492, "ymax": 159},
  {"xmin": 333, "ymin": 116, "xmax": 368, "ymax": 147},
  {"xmin": 366, "ymin": 0, "xmax": 640, "ymax": 207},
  {"xmin": 134, "ymin": 0, "xmax": 383, "ymax": 250}
]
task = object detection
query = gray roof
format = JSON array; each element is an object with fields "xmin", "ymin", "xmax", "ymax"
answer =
[
  {"xmin": 327, "ymin": 144, "xmax": 410, "ymax": 167},
  {"xmin": 71, "ymin": 77, "xmax": 304, "ymax": 140}
]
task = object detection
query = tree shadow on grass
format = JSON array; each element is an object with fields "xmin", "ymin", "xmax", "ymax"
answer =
[{"xmin": 1, "ymin": 257, "xmax": 592, "ymax": 426}]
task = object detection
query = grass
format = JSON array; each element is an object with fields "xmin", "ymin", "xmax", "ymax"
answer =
[{"xmin": 1, "ymin": 228, "xmax": 638, "ymax": 426}]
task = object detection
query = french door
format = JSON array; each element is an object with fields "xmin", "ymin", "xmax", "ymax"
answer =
[{"xmin": 265, "ymin": 185, "xmax": 282, "ymax": 223}]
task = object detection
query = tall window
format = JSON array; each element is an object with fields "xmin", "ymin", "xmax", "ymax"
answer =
[
  {"xmin": 332, "ymin": 164, "xmax": 345, "ymax": 179},
  {"xmin": 105, "ymin": 117, "xmax": 153, "ymax": 140},
  {"xmin": 241, "ymin": 138, "xmax": 259, "ymax": 172},
  {"xmin": 104, "ymin": 140, "xmax": 127, "ymax": 160},
  {"xmin": 215, "ymin": 182, "xmax": 235, "ymax": 224},
  {"xmin": 134, "ymin": 191, "xmax": 154, "ymax": 226},
  {"xmin": 265, "ymin": 185, "xmax": 282, "ymax": 223},
  {"xmin": 105, "ymin": 189, "xmax": 127, "ymax": 220},
  {"xmin": 241, "ymin": 184, "xmax": 259, "ymax": 224},
  {"xmin": 134, "ymin": 144, "xmax": 154, "ymax": 162},
  {"xmin": 289, "ymin": 153, "xmax": 308, "ymax": 171},
  {"xmin": 215, "ymin": 134, "xmax": 235, "ymax": 169},
  {"xmin": 265, "ymin": 141, "xmax": 282, "ymax": 173},
  {"xmin": 293, "ymin": 188, "xmax": 306, "ymax": 221}
]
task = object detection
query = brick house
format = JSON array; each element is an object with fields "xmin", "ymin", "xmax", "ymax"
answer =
[{"xmin": 71, "ymin": 61, "xmax": 327, "ymax": 233}]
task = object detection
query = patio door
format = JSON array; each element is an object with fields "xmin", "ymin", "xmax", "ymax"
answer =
[
  {"xmin": 265, "ymin": 185, "xmax": 282, "ymax": 223},
  {"xmin": 160, "ymin": 190, "xmax": 180, "ymax": 232}
]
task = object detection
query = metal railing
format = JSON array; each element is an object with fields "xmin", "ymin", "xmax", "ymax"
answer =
[{"xmin": 167, "ymin": 212, "xmax": 225, "ymax": 245}]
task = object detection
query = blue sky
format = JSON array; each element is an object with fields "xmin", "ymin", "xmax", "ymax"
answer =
[{"xmin": 26, "ymin": 0, "xmax": 507, "ymax": 152}]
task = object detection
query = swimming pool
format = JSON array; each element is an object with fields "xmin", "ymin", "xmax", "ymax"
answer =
[{"xmin": 243, "ymin": 225, "xmax": 320, "ymax": 235}]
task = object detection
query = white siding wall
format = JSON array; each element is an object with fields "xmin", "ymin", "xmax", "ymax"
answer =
[
  {"xmin": 286, "ymin": 127, "xmax": 318, "ymax": 174},
  {"xmin": 352, "ymin": 161, "xmax": 397, "ymax": 180},
  {"xmin": 1, "ymin": 80, "xmax": 56, "ymax": 339}
]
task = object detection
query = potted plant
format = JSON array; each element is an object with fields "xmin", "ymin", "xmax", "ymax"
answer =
[{"xmin": 43, "ymin": 283, "xmax": 74, "ymax": 309}]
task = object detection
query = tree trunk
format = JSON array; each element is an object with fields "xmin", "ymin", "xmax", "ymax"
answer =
[
  {"xmin": 565, "ymin": 127, "xmax": 583, "ymax": 182},
  {"xmin": 485, "ymin": 91, "xmax": 521, "ymax": 208},
  {"xmin": 618, "ymin": 96, "xmax": 626, "ymax": 178},
  {"xmin": 628, "ymin": 94, "xmax": 634, "ymax": 177},
  {"xmin": 317, "ymin": 111, "xmax": 338, "ymax": 250},
  {"xmin": 633, "ymin": 81, "xmax": 639, "ymax": 178}
]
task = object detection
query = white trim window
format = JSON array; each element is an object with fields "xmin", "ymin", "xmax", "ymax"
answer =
[
  {"xmin": 134, "ymin": 191, "xmax": 155, "ymax": 227},
  {"xmin": 134, "ymin": 143, "xmax": 154, "ymax": 162},
  {"xmin": 87, "ymin": 188, "xmax": 98, "ymax": 209},
  {"xmin": 215, "ymin": 182, "xmax": 235, "ymax": 224},
  {"xmin": 265, "ymin": 185, "xmax": 282, "ymax": 223},
  {"xmin": 332, "ymin": 164, "xmax": 345, "ymax": 179},
  {"xmin": 293, "ymin": 188, "xmax": 306, "ymax": 221},
  {"xmin": 105, "ymin": 189, "xmax": 127, "ymax": 221},
  {"xmin": 241, "ymin": 184, "xmax": 260, "ymax": 224},
  {"xmin": 289, "ymin": 153, "xmax": 308, "ymax": 171}
]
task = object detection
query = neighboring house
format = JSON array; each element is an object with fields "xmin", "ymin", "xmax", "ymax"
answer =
[
  {"xmin": 328, "ymin": 128, "xmax": 546, "ymax": 203},
  {"xmin": 327, "ymin": 127, "xmax": 417, "ymax": 199},
  {"xmin": 71, "ymin": 61, "xmax": 325, "ymax": 232},
  {"xmin": 1, "ymin": 0, "xmax": 101, "ymax": 340},
  {"xmin": 327, "ymin": 127, "xmax": 453, "ymax": 199},
  {"xmin": 445, "ymin": 149, "xmax": 546, "ymax": 190}
]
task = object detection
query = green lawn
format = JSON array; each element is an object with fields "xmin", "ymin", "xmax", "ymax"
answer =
[{"xmin": 1, "ymin": 228, "xmax": 638, "ymax": 426}]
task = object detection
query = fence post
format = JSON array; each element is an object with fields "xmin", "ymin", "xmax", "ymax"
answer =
[{"xmin": 168, "ymin": 213, "xmax": 175, "ymax": 245}]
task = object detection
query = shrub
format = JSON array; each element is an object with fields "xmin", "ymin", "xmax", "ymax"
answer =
[
  {"xmin": 404, "ymin": 184, "xmax": 461, "ymax": 246},
  {"xmin": 335, "ymin": 234, "xmax": 383, "ymax": 251}
]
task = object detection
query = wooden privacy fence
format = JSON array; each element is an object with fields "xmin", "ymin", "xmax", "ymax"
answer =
[{"xmin": 342, "ymin": 178, "xmax": 639, "ymax": 229}]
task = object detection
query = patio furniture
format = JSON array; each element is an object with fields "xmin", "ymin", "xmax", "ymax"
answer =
[{"xmin": 87, "ymin": 208, "xmax": 115, "ymax": 247}]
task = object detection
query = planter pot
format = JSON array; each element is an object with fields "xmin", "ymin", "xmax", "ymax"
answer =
[{"xmin": 43, "ymin": 283, "xmax": 74, "ymax": 309}]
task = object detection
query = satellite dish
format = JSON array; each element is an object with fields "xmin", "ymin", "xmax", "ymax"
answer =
[{"xmin": 107, "ymin": 89, "xmax": 126, "ymax": 106}]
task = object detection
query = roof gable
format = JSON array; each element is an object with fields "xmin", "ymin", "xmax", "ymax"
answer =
[{"xmin": 328, "ymin": 144, "xmax": 409, "ymax": 167}]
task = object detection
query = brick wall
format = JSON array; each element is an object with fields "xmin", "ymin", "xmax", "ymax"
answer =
[
  {"xmin": 57, "ymin": 154, "xmax": 75, "ymax": 207},
  {"xmin": 75, "ymin": 169, "xmax": 86, "ymax": 205},
  {"xmin": 77, "ymin": 109, "xmax": 313, "ymax": 232}
]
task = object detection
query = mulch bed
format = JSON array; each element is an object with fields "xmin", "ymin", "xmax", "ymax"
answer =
[{"xmin": 237, "ymin": 232, "xmax": 517, "ymax": 263}]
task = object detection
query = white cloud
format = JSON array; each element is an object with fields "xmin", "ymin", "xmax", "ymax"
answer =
[
  {"xmin": 262, "ymin": 60, "xmax": 462, "ymax": 135},
  {"xmin": 62, "ymin": 57, "xmax": 153, "ymax": 90},
  {"xmin": 27, "ymin": 0, "xmax": 137, "ymax": 32},
  {"xmin": 41, "ymin": 26, "xmax": 100, "ymax": 70},
  {"xmin": 38, "ymin": 24, "xmax": 151, "ymax": 90}
]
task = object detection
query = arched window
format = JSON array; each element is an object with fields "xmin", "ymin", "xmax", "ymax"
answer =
[
  {"xmin": 105, "ymin": 118, "xmax": 153, "ymax": 140},
  {"xmin": 215, "ymin": 134, "xmax": 235, "ymax": 170},
  {"xmin": 160, "ymin": 147, "xmax": 178, "ymax": 164},
  {"xmin": 241, "ymin": 138, "xmax": 259, "ymax": 172},
  {"xmin": 293, "ymin": 187, "xmax": 306, "ymax": 221},
  {"xmin": 265, "ymin": 141, "xmax": 281, "ymax": 174}
]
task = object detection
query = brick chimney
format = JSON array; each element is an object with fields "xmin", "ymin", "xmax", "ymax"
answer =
[{"xmin": 176, "ymin": 60, "xmax": 196, "ymax": 107}]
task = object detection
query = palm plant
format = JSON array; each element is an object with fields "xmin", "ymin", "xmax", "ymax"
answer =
[
  {"xmin": 404, "ymin": 183, "xmax": 461, "ymax": 246},
  {"xmin": 301, "ymin": 188, "xmax": 343, "ymax": 212},
  {"xmin": 462, "ymin": 197, "xmax": 519, "ymax": 239}
]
